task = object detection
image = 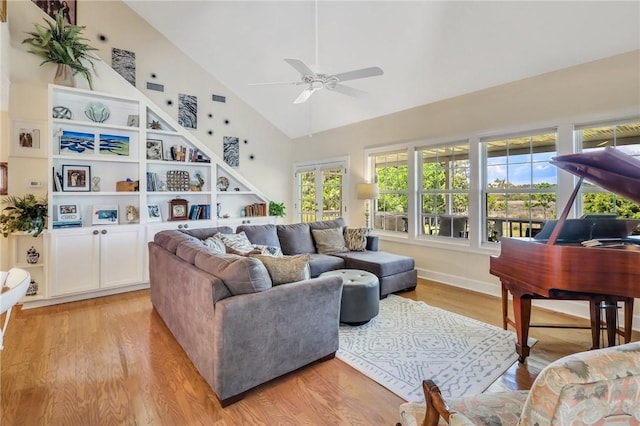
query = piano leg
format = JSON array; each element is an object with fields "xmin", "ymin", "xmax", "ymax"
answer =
[
  {"xmin": 501, "ymin": 283, "xmax": 508, "ymax": 330},
  {"xmin": 510, "ymin": 288, "xmax": 532, "ymax": 363},
  {"xmin": 624, "ymin": 297, "xmax": 634, "ymax": 343},
  {"xmin": 589, "ymin": 299, "xmax": 602, "ymax": 350}
]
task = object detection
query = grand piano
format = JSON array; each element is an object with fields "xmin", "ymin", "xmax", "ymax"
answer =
[{"xmin": 490, "ymin": 146, "xmax": 640, "ymax": 362}]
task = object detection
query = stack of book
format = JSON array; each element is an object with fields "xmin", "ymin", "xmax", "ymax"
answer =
[
  {"xmin": 244, "ymin": 203, "xmax": 267, "ymax": 217},
  {"xmin": 53, "ymin": 220, "xmax": 82, "ymax": 229},
  {"xmin": 188, "ymin": 204, "xmax": 211, "ymax": 220}
]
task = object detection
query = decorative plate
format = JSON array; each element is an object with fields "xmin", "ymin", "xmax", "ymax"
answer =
[
  {"xmin": 84, "ymin": 102, "xmax": 111, "ymax": 123},
  {"xmin": 217, "ymin": 176, "xmax": 230, "ymax": 191}
]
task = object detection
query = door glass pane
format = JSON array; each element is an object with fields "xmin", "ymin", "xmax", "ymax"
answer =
[
  {"xmin": 321, "ymin": 167, "xmax": 342, "ymax": 220},
  {"xmin": 298, "ymin": 170, "xmax": 316, "ymax": 223}
]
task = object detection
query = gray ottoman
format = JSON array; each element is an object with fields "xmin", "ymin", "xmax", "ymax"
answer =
[{"xmin": 320, "ymin": 269, "xmax": 380, "ymax": 325}]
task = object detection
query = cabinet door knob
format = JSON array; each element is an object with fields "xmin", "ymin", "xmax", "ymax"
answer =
[
  {"xmin": 93, "ymin": 230, "xmax": 99, "ymax": 235},
  {"xmin": 178, "ymin": 224, "xmax": 183, "ymax": 229},
  {"xmin": 101, "ymin": 229, "xmax": 107, "ymax": 235},
  {"xmin": 183, "ymin": 224, "xmax": 189, "ymax": 229}
]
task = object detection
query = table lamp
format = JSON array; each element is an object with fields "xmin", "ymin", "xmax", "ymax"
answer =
[{"xmin": 356, "ymin": 182, "xmax": 379, "ymax": 228}]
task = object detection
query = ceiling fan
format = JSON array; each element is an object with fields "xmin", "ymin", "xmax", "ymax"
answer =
[
  {"xmin": 251, "ymin": 58, "xmax": 384, "ymax": 104},
  {"xmin": 249, "ymin": 1, "xmax": 383, "ymax": 104}
]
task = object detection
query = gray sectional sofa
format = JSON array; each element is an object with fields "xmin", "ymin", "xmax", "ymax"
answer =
[{"xmin": 148, "ymin": 218, "xmax": 416, "ymax": 406}]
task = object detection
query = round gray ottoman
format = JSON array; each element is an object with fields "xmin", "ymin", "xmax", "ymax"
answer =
[{"xmin": 320, "ymin": 269, "xmax": 380, "ymax": 325}]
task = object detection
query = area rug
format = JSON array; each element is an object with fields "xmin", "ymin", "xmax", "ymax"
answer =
[{"xmin": 336, "ymin": 295, "xmax": 519, "ymax": 403}]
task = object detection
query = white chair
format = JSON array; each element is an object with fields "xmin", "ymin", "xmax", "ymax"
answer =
[{"xmin": 0, "ymin": 268, "xmax": 31, "ymax": 350}]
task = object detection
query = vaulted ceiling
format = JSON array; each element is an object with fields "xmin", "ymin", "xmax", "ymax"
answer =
[{"xmin": 123, "ymin": 1, "xmax": 640, "ymax": 139}]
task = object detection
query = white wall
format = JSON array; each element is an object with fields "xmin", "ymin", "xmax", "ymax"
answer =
[{"xmin": 291, "ymin": 50, "xmax": 640, "ymax": 323}]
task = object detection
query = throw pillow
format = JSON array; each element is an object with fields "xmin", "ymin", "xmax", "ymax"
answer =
[
  {"xmin": 311, "ymin": 227, "xmax": 348, "ymax": 254},
  {"xmin": 218, "ymin": 231, "xmax": 255, "ymax": 254},
  {"xmin": 344, "ymin": 227, "xmax": 371, "ymax": 251},
  {"xmin": 252, "ymin": 244, "xmax": 283, "ymax": 257},
  {"xmin": 252, "ymin": 254, "xmax": 310, "ymax": 285},
  {"xmin": 203, "ymin": 235, "xmax": 226, "ymax": 254}
]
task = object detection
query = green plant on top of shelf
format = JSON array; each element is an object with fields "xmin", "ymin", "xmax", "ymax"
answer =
[
  {"xmin": 0, "ymin": 194, "xmax": 48, "ymax": 238},
  {"xmin": 268, "ymin": 201, "xmax": 286, "ymax": 218},
  {"xmin": 22, "ymin": 11, "xmax": 98, "ymax": 89}
]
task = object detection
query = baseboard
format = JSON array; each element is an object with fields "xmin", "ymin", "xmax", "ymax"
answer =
[{"xmin": 417, "ymin": 268, "xmax": 640, "ymax": 333}]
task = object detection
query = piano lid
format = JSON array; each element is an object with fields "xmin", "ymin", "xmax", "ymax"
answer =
[{"xmin": 550, "ymin": 146, "xmax": 640, "ymax": 204}]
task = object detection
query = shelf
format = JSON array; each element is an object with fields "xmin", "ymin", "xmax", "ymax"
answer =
[
  {"xmin": 147, "ymin": 160, "xmax": 211, "ymax": 166},
  {"xmin": 147, "ymin": 191, "xmax": 212, "ymax": 196},
  {"xmin": 53, "ymin": 154, "xmax": 140, "ymax": 164},
  {"xmin": 22, "ymin": 294, "xmax": 46, "ymax": 303},
  {"xmin": 13, "ymin": 263, "xmax": 45, "ymax": 269},
  {"xmin": 52, "ymin": 192, "xmax": 140, "ymax": 197},
  {"xmin": 146, "ymin": 129, "xmax": 180, "ymax": 136},
  {"xmin": 217, "ymin": 191, "xmax": 253, "ymax": 195},
  {"xmin": 53, "ymin": 118, "xmax": 139, "ymax": 132}
]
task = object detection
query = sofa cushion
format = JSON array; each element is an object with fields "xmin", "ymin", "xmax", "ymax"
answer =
[
  {"xmin": 252, "ymin": 254, "xmax": 311, "ymax": 285},
  {"xmin": 277, "ymin": 223, "xmax": 316, "ymax": 255},
  {"xmin": 308, "ymin": 217, "xmax": 347, "ymax": 230},
  {"xmin": 344, "ymin": 227, "xmax": 371, "ymax": 251},
  {"xmin": 308, "ymin": 253, "xmax": 345, "ymax": 277},
  {"xmin": 236, "ymin": 224, "xmax": 281, "ymax": 248},
  {"xmin": 154, "ymin": 230, "xmax": 199, "ymax": 254},
  {"xmin": 176, "ymin": 240, "xmax": 216, "ymax": 264},
  {"xmin": 333, "ymin": 251, "xmax": 415, "ymax": 277},
  {"xmin": 194, "ymin": 251, "xmax": 272, "ymax": 295},
  {"xmin": 182, "ymin": 226, "xmax": 233, "ymax": 240},
  {"xmin": 312, "ymin": 227, "xmax": 348, "ymax": 254}
]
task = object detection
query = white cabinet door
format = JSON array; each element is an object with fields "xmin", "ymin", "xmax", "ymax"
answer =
[
  {"xmin": 49, "ymin": 229, "xmax": 100, "ymax": 296},
  {"xmin": 99, "ymin": 226, "xmax": 145, "ymax": 288}
]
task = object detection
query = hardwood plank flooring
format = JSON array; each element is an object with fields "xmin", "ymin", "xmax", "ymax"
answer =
[{"xmin": 1, "ymin": 279, "xmax": 637, "ymax": 425}]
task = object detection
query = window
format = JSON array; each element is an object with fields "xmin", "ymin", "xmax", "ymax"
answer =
[
  {"xmin": 482, "ymin": 130, "xmax": 557, "ymax": 242},
  {"xmin": 371, "ymin": 150, "xmax": 409, "ymax": 232},
  {"xmin": 419, "ymin": 142, "xmax": 470, "ymax": 239},
  {"xmin": 576, "ymin": 120, "xmax": 640, "ymax": 220},
  {"xmin": 295, "ymin": 160, "xmax": 346, "ymax": 223}
]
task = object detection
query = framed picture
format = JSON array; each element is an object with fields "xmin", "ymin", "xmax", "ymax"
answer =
[
  {"xmin": 1, "ymin": 0, "xmax": 6, "ymax": 23},
  {"xmin": 146, "ymin": 139, "xmax": 164, "ymax": 160},
  {"xmin": 99, "ymin": 133, "xmax": 130, "ymax": 156},
  {"xmin": 31, "ymin": 0, "xmax": 76, "ymax": 25},
  {"xmin": 55, "ymin": 203, "xmax": 81, "ymax": 222},
  {"xmin": 147, "ymin": 204, "xmax": 162, "ymax": 222},
  {"xmin": 11, "ymin": 121, "xmax": 47, "ymax": 158},
  {"xmin": 62, "ymin": 165, "xmax": 91, "ymax": 192},
  {"xmin": 60, "ymin": 130, "xmax": 95, "ymax": 155},
  {"xmin": 92, "ymin": 205, "xmax": 119, "ymax": 225}
]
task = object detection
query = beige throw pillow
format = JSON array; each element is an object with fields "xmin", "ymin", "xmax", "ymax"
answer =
[
  {"xmin": 218, "ymin": 231, "xmax": 256, "ymax": 254},
  {"xmin": 344, "ymin": 227, "xmax": 371, "ymax": 251},
  {"xmin": 252, "ymin": 254, "xmax": 310, "ymax": 285},
  {"xmin": 311, "ymin": 227, "xmax": 348, "ymax": 254}
]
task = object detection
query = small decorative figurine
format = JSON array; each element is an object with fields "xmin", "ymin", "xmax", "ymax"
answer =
[
  {"xmin": 125, "ymin": 205, "xmax": 139, "ymax": 223},
  {"xmin": 149, "ymin": 120, "xmax": 162, "ymax": 129},
  {"xmin": 26, "ymin": 280, "xmax": 38, "ymax": 296},
  {"xmin": 27, "ymin": 246, "xmax": 40, "ymax": 264},
  {"xmin": 92, "ymin": 176, "xmax": 101, "ymax": 192}
]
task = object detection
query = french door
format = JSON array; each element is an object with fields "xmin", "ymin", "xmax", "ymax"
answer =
[{"xmin": 294, "ymin": 160, "xmax": 347, "ymax": 223}]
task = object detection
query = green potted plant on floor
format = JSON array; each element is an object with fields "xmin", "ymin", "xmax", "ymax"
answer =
[
  {"xmin": 22, "ymin": 11, "xmax": 98, "ymax": 89},
  {"xmin": 0, "ymin": 194, "xmax": 48, "ymax": 237}
]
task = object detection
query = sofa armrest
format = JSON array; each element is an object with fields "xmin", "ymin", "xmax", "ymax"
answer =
[
  {"xmin": 366, "ymin": 235, "xmax": 379, "ymax": 251},
  {"xmin": 212, "ymin": 275, "xmax": 343, "ymax": 401}
]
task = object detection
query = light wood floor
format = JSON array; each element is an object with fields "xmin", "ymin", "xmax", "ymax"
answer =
[{"xmin": 1, "ymin": 279, "xmax": 637, "ymax": 425}]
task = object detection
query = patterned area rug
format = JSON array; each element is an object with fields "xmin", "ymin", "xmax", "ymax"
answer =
[{"xmin": 336, "ymin": 295, "xmax": 519, "ymax": 403}]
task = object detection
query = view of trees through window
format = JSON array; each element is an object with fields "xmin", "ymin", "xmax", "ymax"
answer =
[
  {"xmin": 373, "ymin": 151, "xmax": 409, "ymax": 232},
  {"xmin": 419, "ymin": 142, "xmax": 470, "ymax": 238},
  {"xmin": 577, "ymin": 121, "xmax": 640, "ymax": 220},
  {"xmin": 483, "ymin": 131, "xmax": 557, "ymax": 242},
  {"xmin": 297, "ymin": 165, "xmax": 344, "ymax": 223}
]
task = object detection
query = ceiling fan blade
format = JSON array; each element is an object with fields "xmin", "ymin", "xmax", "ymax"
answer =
[
  {"xmin": 332, "ymin": 66, "xmax": 384, "ymax": 82},
  {"xmin": 327, "ymin": 83, "xmax": 366, "ymax": 98},
  {"xmin": 248, "ymin": 81, "xmax": 301, "ymax": 86},
  {"xmin": 284, "ymin": 58, "xmax": 316, "ymax": 77},
  {"xmin": 293, "ymin": 88, "xmax": 316, "ymax": 104}
]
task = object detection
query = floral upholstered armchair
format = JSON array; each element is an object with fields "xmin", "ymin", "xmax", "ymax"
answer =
[{"xmin": 398, "ymin": 342, "xmax": 640, "ymax": 426}]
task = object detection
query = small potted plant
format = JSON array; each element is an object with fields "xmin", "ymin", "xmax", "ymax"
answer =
[
  {"xmin": 22, "ymin": 11, "xmax": 98, "ymax": 89},
  {"xmin": 269, "ymin": 201, "xmax": 286, "ymax": 218},
  {"xmin": 0, "ymin": 194, "xmax": 48, "ymax": 238}
]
